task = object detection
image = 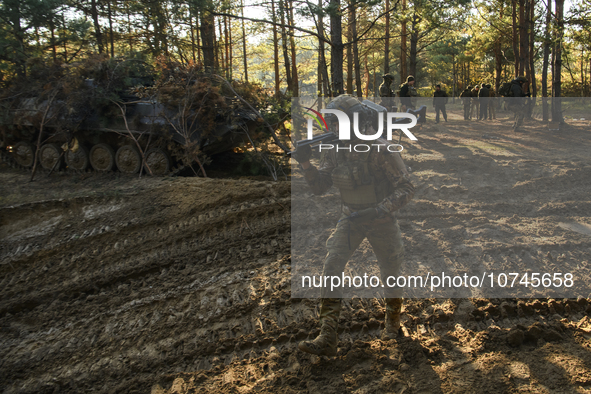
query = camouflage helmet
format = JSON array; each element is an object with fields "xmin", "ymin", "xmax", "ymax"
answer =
[
  {"xmin": 324, "ymin": 94, "xmax": 365, "ymax": 128},
  {"xmin": 516, "ymin": 76, "xmax": 527, "ymax": 83},
  {"xmin": 383, "ymin": 73, "xmax": 395, "ymax": 80}
]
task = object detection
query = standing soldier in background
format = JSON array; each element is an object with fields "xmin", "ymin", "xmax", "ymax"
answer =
[
  {"xmin": 433, "ymin": 84, "xmax": 448, "ymax": 123},
  {"xmin": 292, "ymin": 94, "xmax": 415, "ymax": 356},
  {"xmin": 470, "ymin": 85, "xmax": 480, "ymax": 120},
  {"xmin": 460, "ymin": 86, "xmax": 472, "ymax": 120},
  {"xmin": 399, "ymin": 75, "xmax": 415, "ymax": 111},
  {"xmin": 511, "ymin": 76, "xmax": 529, "ymax": 132},
  {"xmin": 478, "ymin": 83, "xmax": 489, "ymax": 121},
  {"xmin": 379, "ymin": 74, "xmax": 397, "ymax": 111},
  {"xmin": 487, "ymin": 84, "xmax": 496, "ymax": 120}
]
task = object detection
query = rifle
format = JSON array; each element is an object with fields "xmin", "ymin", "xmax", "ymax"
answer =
[{"xmin": 286, "ymin": 132, "xmax": 339, "ymax": 157}]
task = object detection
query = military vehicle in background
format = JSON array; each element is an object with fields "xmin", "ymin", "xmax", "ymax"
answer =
[
  {"xmin": 1, "ymin": 92, "xmax": 260, "ymax": 175},
  {"xmin": 0, "ymin": 58, "xmax": 267, "ymax": 176}
]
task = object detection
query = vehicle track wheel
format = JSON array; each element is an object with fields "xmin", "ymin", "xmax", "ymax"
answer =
[
  {"xmin": 13, "ymin": 141, "xmax": 36, "ymax": 168},
  {"xmin": 89, "ymin": 143, "xmax": 115, "ymax": 172},
  {"xmin": 144, "ymin": 147, "xmax": 171, "ymax": 176},
  {"xmin": 39, "ymin": 143, "xmax": 63, "ymax": 170},
  {"xmin": 115, "ymin": 145, "xmax": 141, "ymax": 174},
  {"xmin": 65, "ymin": 145, "xmax": 89, "ymax": 171}
]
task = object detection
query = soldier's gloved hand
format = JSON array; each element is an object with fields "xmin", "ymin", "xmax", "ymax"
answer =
[
  {"xmin": 291, "ymin": 144, "xmax": 312, "ymax": 163},
  {"xmin": 349, "ymin": 207, "xmax": 386, "ymax": 223}
]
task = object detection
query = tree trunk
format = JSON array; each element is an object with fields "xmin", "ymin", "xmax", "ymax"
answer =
[
  {"xmin": 452, "ymin": 53, "xmax": 456, "ymax": 101},
  {"xmin": 279, "ymin": 0, "xmax": 291, "ymax": 91},
  {"xmin": 153, "ymin": 1, "xmax": 168, "ymax": 57},
  {"xmin": 373, "ymin": 52, "xmax": 377, "ymax": 97},
  {"xmin": 224, "ymin": 15, "xmax": 230, "ymax": 79},
  {"xmin": 200, "ymin": 10, "xmax": 216, "ymax": 72},
  {"xmin": 50, "ymin": 21, "xmax": 57, "ymax": 62},
  {"xmin": 519, "ymin": 0, "xmax": 527, "ymax": 77},
  {"xmin": 218, "ymin": 19, "xmax": 225, "ymax": 71},
  {"xmin": 318, "ymin": 0, "xmax": 330, "ymax": 97},
  {"xmin": 90, "ymin": 0, "xmax": 104, "ymax": 54},
  {"xmin": 401, "ymin": 0, "xmax": 407, "ymax": 80},
  {"xmin": 61, "ymin": 12, "xmax": 68, "ymax": 62},
  {"xmin": 352, "ymin": 4, "xmax": 362, "ymax": 98},
  {"xmin": 196, "ymin": 13, "xmax": 201, "ymax": 65},
  {"xmin": 108, "ymin": 1, "xmax": 114, "ymax": 57},
  {"xmin": 495, "ymin": 39, "xmax": 502, "ymax": 92},
  {"xmin": 289, "ymin": 0, "xmax": 299, "ymax": 96},
  {"xmin": 189, "ymin": 15, "xmax": 197, "ymax": 63},
  {"xmin": 228, "ymin": 18, "xmax": 232, "ymax": 78},
  {"xmin": 240, "ymin": 0, "xmax": 248, "ymax": 81},
  {"xmin": 409, "ymin": 14, "xmax": 419, "ymax": 77},
  {"xmin": 512, "ymin": 0, "xmax": 518, "ymax": 77},
  {"xmin": 126, "ymin": 3, "xmax": 133, "ymax": 53},
  {"xmin": 272, "ymin": 0, "xmax": 280, "ymax": 96},
  {"xmin": 364, "ymin": 55, "xmax": 370, "ymax": 96},
  {"xmin": 529, "ymin": 0, "xmax": 537, "ymax": 98},
  {"xmin": 346, "ymin": 4, "xmax": 353, "ymax": 95},
  {"xmin": 330, "ymin": 0, "xmax": 344, "ymax": 96},
  {"xmin": 552, "ymin": 0, "xmax": 564, "ymax": 123},
  {"xmin": 384, "ymin": 0, "xmax": 390, "ymax": 74}
]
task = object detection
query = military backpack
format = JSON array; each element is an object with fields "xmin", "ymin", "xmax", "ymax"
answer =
[{"xmin": 498, "ymin": 82, "xmax": 514, "ymax": 97}]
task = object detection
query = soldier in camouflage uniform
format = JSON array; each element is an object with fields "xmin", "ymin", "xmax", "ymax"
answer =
[
  {"xmin": 460, "ymin": 86, "xmax": 472, "ymax": 120},
  {"xmin": 399, "ymin": 75, "xmax": 415, "ymax": 111},
  {"xmin": 478, "ymin": 83, "xmax": 489, "ymax": 121},
  {"xmin": 293, "ymin": 94, "xmax": 415, "ymax": 356},
  {"xmin": 470, "ymin": 85, "xmax": 480, "ymax": 120},
  {"xmin": 511, "ymin": 76, "xmax": 528, "ymax": 132},
  {"xmin": 432, "ymin": 84, "xmax": 448, "ymax": 123},
  {"xmin": 487, "ymin": 84, "xmax": 496, "ymax": 120},
  {"xmin": 379, "ymin": 74, "xmax": 396, "ymax": 111}
]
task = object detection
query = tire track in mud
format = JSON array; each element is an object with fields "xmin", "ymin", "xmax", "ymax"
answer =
[
  {"xmin": 0, "ymin": 193, "xmax": 291, "ymax": 311},
  {"xmin": 0, "ymin": 178, "xmax": 298, "ymax": 393},
  {"xmin": 3, "ymin": 123, "xmax": 591, "ymax": 393}
]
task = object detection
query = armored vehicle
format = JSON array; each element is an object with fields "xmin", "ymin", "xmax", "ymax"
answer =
[{"xmin": 0, "ymin": 59, "xmax": 264, "ymax": 176}]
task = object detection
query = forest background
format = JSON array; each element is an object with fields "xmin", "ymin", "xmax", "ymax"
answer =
[{"xmin": 0, "ymin": 0, "xmax": 590, "ymax": 107}]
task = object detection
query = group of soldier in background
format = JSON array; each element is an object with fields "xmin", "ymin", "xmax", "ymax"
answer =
[
  {"xmin": 379, "ymin": 74, "xmax": 417, "ymax": 112},
  {"xmin": 459, "ymin": 77, "xmax": 529, "ymax": 132},
  {"xmin": 379, "ymin": 74, "xmax": 529, "ymax": 132},
  {"xmin": 459, "ymin": 83, "xmax": 497, "ymax": 121}
]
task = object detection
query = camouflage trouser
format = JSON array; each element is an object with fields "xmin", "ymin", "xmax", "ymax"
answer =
[
  {"xmin": 489, "ymin": 100, "xmax": 496, "ymax": 119},
  {"xmin": 318, "ymin": 215, "xmax": 405, "ymax": 329},
  {"xmin": 479, "ymin": 98, "xmax": 488, "ymax": 120},
  {"xmin": 463, "ymin": 103, "xmax": 470, "ymax": 120},
  {"xmin": 470, "ymin": 100, "xmax": 479, "ymax": 119},
  {"xmin": 513, "ymin": 105, "xmax": 525, "ymax": 131},
  {"xmin": 435, "ymin": 105, "xmax": 447, "ymax": 122}
]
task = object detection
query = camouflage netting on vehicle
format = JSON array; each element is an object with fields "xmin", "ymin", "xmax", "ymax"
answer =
[{"xmin": 0, "ymin": 56, "xmax": 290, "ymax": 177}]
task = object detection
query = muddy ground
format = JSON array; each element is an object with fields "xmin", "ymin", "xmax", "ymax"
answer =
[{"xmin": 1, "ymin": 109, "xmax": 591, "ymax": 394}]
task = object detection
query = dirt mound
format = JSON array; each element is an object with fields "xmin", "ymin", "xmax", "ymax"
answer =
[{"xmin": 1, "ymin": 115, "xmax": 591, "ymax": 393}]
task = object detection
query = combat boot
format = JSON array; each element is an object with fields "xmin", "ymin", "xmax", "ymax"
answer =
[
  {"xmin": 381, "ymin": 298, "xmax": 402, "ymax": 340},
  {"xmin": 298, "ymin": 323, "xmax": 338, "ymax": 356},
  {"xmin": 298, "ymin": 298, "xmax": 340, "ymax": 356}
]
